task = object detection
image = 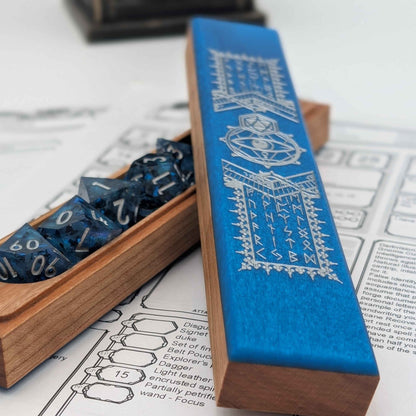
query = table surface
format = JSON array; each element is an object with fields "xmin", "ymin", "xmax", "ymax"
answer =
[{"xmin": 0, "ymin": 0, "xmax": 415, "ymax": 131}]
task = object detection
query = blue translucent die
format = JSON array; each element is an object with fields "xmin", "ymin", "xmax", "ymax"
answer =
[
  {"xmin": 156, "ymin": 138, "xmax": 194, "ymax": 186},
  {"xmin": 0, "ymin": 223, "xmax": 71, "ymax": 283},
  {"xmin": 37, "ymin": 196, "xmax": 123, "ymax": 265},
  {"xmin": 78, "ymin": 177, "xmax": 144, "ymax": 230},
  {"xmin": 137, "ymin": 194, "xmax": 164, "ymax": 219},
  {"xmin": 125, "ymin": 152, "xmax": 187, "ymax": 204}
]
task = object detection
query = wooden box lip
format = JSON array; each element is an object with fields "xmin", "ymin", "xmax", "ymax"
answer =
[{"xmin": 0, "ymin": 130, "xmax": 194, "ymax": 321}]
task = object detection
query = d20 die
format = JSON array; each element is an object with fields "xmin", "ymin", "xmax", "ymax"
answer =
[
  {"xmin": 78, "ymin": 177, "xmax": 143, "ymax": 230},
  {"xmin": 37, "ymin": 195, "xmax": 122, "ymax": 265},
  {"xmin": 0, "ymin": 223, "xmax": 71, "ymax": 283},
  {"xmin": 124, "ymin": 152, "xmax": 187, "ymax": 204},
  {"xmin": 156, "ymin": 138, "xmax": 194, "ymax": 186}
]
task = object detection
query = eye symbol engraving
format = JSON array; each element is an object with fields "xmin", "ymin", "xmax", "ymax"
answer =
[
  {"xmin": 251, "ymin": 138, "xmax": 272, "ymax": 150},
  {"xmin": 222, "ymin": 114, "xmax": 305, "ymax": 168}
]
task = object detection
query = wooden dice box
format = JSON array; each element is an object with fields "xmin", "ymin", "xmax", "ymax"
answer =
[
  {"xmin": 187, "ymin": 18, "xmax": 378, "ymax": 416},
  {"xmin": 0, "ymin": 102, "xmax": 329, "ymax": 388}
]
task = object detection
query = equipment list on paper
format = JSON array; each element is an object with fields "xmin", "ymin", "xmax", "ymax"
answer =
[{"xmin": 142, "ymin": 321, "xmax": 215, "ymax": 407}]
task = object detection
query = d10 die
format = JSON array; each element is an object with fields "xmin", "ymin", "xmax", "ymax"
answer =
[
  {"xmin": 0, "ymin": 223, "xmax": 71, "ymax": 283},
  {"xmin": 78, "ymin": 177, "xmax": 143, "ymax": 230},
  {"xmin": 37, "ymin": 196, "xmax": 122, "ymax": 265},
  {"xmin": 124, "ymin": 152, "xmax": 187, "ymax": 204},
  {"xmin": 156, "ymin": 138, "xmax": 194, "ymax": 186}
]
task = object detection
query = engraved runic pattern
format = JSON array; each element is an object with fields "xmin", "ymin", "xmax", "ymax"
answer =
[
  {"xmin": 222, "ymin": 113, "xmax": 305, "ymax": 168},
  {"xmin": 210, "ymin": 49, "xmax": 299, "ymax": 122},
  {"xmin": 223, "ymin": 160, "xmax": 339, "ymax": 281}
]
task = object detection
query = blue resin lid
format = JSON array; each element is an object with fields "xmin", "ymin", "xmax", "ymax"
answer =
[{"xmin": 191, "ymin": 18, "xmax": 378, "ymax": 376}]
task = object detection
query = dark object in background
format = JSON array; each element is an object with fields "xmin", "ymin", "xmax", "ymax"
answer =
[{"xmin": 65, "ymin": 0, "xmax": 265, "ymax": 41}]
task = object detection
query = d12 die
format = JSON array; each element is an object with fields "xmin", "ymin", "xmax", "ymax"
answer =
[
  {"xmin": 125, "ymin": 152, "xmax": 187, "ymax": 204},
  {"xmin": 0, "ymin": 223, "xmax": 71, "ymax": 283},
  {"xmin": 156, "ymin": 138, "xmax": 194, "ymax": 186},
  {"xmin": 37, "ymin": 196, "xmax": 122, "ymax": 265},
  {"xmin": 78, "ymin": 177, "xmax": 143, "ymax": 230}
]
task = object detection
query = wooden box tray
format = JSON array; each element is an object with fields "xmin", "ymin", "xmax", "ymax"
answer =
[
  {"xmin": 186, "ymin": 18, "xmax": 379, "ymax": 416},
  {"xmin": 0, "ymin": 102, "xmax": 329, "ymax": 389}
]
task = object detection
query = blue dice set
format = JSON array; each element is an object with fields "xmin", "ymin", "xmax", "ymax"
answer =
[{"xmin": 0, "ymin": 139, "xmax": 193, "ymax": 283}]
